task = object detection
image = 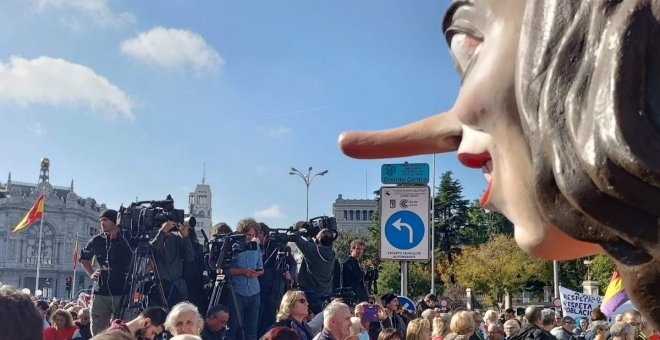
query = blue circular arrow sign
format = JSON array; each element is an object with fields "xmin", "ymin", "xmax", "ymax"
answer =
[{"xmin": 384, "ymin": 210, "xmax": 424, "ymax": 250}]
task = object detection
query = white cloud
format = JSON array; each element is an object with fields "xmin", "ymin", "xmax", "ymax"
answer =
[
  {"xmin": 259, "ymin": 125, "xmax": 292, "ymax": 138},
  {"xmin": 26, "ymin": 122, "xmax": 43, "ymax": 136},
  {"xmin": 0, "ymin": 56, "xmax": 133, "ymax": 118},
  {"xmin": 120, "ymin": 27, "xmax": 224, "ymax": 72},
  {"xmin": 254, "ymin": 205, "xmax": 285, "ymax": 219},
  {"xmin": 36, "ymin": 0, "xmax": 135, "ymax": 29}
]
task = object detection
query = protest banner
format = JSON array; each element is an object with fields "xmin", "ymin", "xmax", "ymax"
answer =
[{"xmin": 559, "ymin": 286, "xmax": 603, "ymax": 319}]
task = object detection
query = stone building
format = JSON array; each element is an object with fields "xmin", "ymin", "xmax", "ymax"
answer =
[
  {"xmin": 332, "ymin": 194, "xmax": 377, "ymax": 234},
  {"xmin": 188, "ymin": 169, "xmax": 212, "ymax": 243},
  {"xmin": 0, "ymin": 158, "xmax": 106, "ymax": 299}
]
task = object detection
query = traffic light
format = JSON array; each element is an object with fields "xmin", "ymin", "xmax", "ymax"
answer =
[{"xmin": 65, "ymin": 277, "xmax": 72, "ymax": 291}]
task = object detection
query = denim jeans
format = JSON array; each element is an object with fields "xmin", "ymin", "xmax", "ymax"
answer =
[{"xmin": 227, "ymin": 293, "xmax": 261, "ymax": 340}]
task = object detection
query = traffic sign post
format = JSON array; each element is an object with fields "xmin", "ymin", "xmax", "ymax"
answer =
[
  {"xmin": 381, "ymin": 163, "xmax": 430, "ymax": 185},
  {"xmin": 397, "ymin": 296, "xmax": 416, "ymax": 313},
  {"xmin": 380, "ymin": 186, "xmax": 430, "ymax": 260}
]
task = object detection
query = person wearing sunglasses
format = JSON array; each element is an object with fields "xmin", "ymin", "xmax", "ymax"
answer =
[{"xmin": 271, "ymin": 290, "xmax": 314, "ymax": 340}]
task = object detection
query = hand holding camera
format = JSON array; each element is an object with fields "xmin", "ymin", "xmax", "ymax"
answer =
[{"xmin": 160, "ymin": 221, "xmax": 179, "ymax": 234}]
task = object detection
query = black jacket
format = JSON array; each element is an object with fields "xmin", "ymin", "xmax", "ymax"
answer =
[
  {"xmin": 342, "ymin": 256, "xmax": 368, "ymax": 302},
  {"xmin": 272, "ymin": 318, "xmax": 314, "ymax": 340},
  {"xmin": 509, "ymin": 324, "xmax": 557, "ymax": 340}
]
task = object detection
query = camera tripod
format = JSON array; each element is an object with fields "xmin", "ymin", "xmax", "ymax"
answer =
[
  {"xmin": 207, "ymin": 268, "xmax": 245, "ymax": 340},
  {"xmin": 115, "ymin": 231, "xmax": 168, "ymax": 320}
]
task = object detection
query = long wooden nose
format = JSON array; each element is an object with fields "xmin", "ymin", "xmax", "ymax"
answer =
[{"xmin": 338, "ymin": 111, "xmax": 462, "ymax": 159}]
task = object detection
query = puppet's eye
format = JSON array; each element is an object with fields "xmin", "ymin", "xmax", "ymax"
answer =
[{"xmin": 449, "ymin": 32, "xmax": 482, "ymax": 77}]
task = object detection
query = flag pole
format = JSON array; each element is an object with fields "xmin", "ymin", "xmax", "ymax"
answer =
[
  {"xmin": 71, "ymin": 232, "xmax": 78, "ymax": 299},
  {"xmin": 35, "ymin": 201, "xmax": 45, "ymax": 297}
]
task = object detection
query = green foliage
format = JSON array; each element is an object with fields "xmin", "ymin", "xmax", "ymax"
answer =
[
  {"xmin": 333, "ymin": 230, "xmax": 377, "ymax": 264},
  {"xmin": 558, "ymin": 259, "xmax": 589, "ymax": 291},
  {"xmin": 462, "ymin": 200, "xmax": 513, "ymax": 245},
  {"xmin": 453, "ymin": 234, "xmax": 551, "ymax": 307},
  {"xmin": 590, "ymin": 254, "xmax": 616, "ymax": 290},
  {"xmin": 376, "ymin": 260, "xmax": 442, "ymax": 299}
]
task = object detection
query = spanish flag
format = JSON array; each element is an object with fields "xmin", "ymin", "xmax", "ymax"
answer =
[
  {"xmin": 600, "ymin": 269, "xmax": 629, "ymax": 316},
  {"xmin": 72, "ymin": 238, "xmax": 79, "ymax": 269},
  {"xmin": 12, "ymin": 194, "xmax": 45, "ymax": 233}
]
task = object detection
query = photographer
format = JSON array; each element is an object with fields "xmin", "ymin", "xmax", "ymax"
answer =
[
  {"xmin": 257, "ymin": 222, "xmax": 298, "ymax": 338},
  {"xmin": 342, "ymin": 239, "xmax": 369, "ymax": 303},
  {"xmin": 150, "ymin": 220, "xmax": 195, "ymax": 307},
  {"xmin": 227, "ymin": 218, "xmax": 264, "ymax": 340},
  {"xmin": 293, "ymin": 221, "xmax": 337, "ymax": 315},
  {"xmin": 80, "ymin": 209, "xmax": 134, "ymax": 336}
]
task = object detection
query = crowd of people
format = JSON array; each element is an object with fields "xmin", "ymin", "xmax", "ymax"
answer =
[
  {"xmin": 0, "ymin": 209, "xmax": 658, "ymax": 340},
  {"xmin": 1, "ymin": 281, "xmax": 657, "ymax": 340}
]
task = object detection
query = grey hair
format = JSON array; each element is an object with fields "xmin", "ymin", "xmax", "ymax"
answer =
[
  {"xmin": 236, "ymin": 217, "xmax": 260, "ymax": 234},
  {"xmin": 422, "ymin": 309, "xmax": 435, "ymax": 321},
  {"xmin": 323, "ymin": 301, "xmax": 349, "ymax": 328},
  {"xmin": 165, "ymin": 302, "xmax": 203, "ymax": 333},
  {"xmin": 504, "ymin": 319, "xmax": 520, "ymax": 329},
  {"xmin": 541, "ymin": 309, "xmax": 556, "ymax": 327},
  {"xmin": 484, "ymin": 310, "xmax": 498, "ymax": 322},
  {"xmin": 610, "ymin": 323, "xmax": 634, "ymax": 339},
  {"xmin": 591, "ymin": 321, "xmax": 610, "ymax": 332}
]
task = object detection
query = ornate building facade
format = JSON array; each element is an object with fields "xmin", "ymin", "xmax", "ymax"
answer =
[
  {"xmin": 332, "ymin": 194, "xmax": 376, "ymax": 234},
  {"xmin": 0, "ymin": 159, "xmax": 106, "ymax": 298},
  {"xmin": 188, "ymin": 171, "xmax": 212, "ymax": 242}
]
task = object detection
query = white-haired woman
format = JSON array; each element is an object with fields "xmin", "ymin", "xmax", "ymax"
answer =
[{"xmin": 165, "ymin": 302, "xmax": 204, "ymax": 337}]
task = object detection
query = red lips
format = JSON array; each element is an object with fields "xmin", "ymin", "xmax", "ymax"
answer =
[
  {"xmin": 457, "ymin": 151, "xmax": 491, "ymax": 168},
  {"xmin": 458, "ymin": 152, "xmax": 492, "ymax": 207}
]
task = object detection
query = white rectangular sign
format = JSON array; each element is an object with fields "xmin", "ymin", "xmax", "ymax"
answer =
[
  {"xmin": 380, "ymin": 186, "xmax": 430, "ymax": 260},
  {"xmin": 559, "ymin": 286, "xmax": 603, "ymax": 320}
]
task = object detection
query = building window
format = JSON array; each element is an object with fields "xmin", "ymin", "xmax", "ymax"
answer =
[
  {"xmin": 25, "ymin": 223, "xmax": 55, "ymax": 268},
  {"xmin": 197, "ymin": 195, "xmax": 207, "ymax": 205},
  {"xmin": 198, "ymin": 210, "xmax": 205, "ymax": 218},
  {"xmin": 349, "ymin": 210, "xmax": 354, "ymax": 220},
  {"xmin": 356, "ymin": 210, "xmax": 361, "ymax": 220},
  {"xmin": 343, "ymin": 210, "xmax": 347, "ymax": 220}
]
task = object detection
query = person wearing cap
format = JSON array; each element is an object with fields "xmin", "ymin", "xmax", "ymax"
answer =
[
  {"xmin": 380, "ymin": 292, "xmax": 407, "ymax": 337},
  {"xmin": 80, "ymin": 209, "xmax": 134, "ymax": 336},
  {"xmin": 551, "ymin": 316, "xmax": 577, "ymax": 340}
]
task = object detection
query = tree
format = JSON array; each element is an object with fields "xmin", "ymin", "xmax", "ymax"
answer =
[
  {"xmin": 590, "ymin": 254, "xmax": 616, "ymax": 290},
  {"xmin": 462, "ymin": 200, "xmax": 513, "ymax": 245},
  {"xmin": 558, "ymin": 259, "xmax": 589, "ymax": 291},
  {"xmin": 433, "ymin": 171, "xmax": 470, "ymax": 288},
  {"xmin": 452, "ymin": 234, "xmax": 551, "ymax": 306},
  {"xmin": 333, "ymin": 230, "xmax": 376, "ymax": 264}
]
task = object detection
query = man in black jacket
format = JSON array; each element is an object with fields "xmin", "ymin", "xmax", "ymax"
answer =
[
  {"xmin": 342, "ymin": 239, "xmax": 369, "ymax": 303},
  {"xmin": 508, "ymin": 306, "xmax": 556, "ymax": 340}
]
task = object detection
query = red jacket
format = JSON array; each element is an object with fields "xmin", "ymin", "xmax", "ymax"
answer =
[{"xmin": 43, "ymin": 325, "xmax": 79, "ymax": 340}]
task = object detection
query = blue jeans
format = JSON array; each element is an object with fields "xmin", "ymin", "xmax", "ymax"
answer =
[{"xmin": 228, "ymin": 293, "xmax": 261, "ymax": 340}]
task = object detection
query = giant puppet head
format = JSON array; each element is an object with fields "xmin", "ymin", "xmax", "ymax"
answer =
[{"xmin": 339, "ymin": 0, "xmax": 660, "ymax": 327}]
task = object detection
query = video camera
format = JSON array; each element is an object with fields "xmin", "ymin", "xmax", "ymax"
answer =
[
  {"xmin": 268, "ymin": 228, "xmax": 298, "ymax": 245},
  {"xmin": 298, "ymin": 216, "xmax": 338, "ymax": 240},
  {"xmin": 324, "ymin": 287, "xmax": 358, "ymax": 307},
  {"xmin": 117, "ymin": 194, "xmax": 189, "ymax": 235},
  {"xmin": 206, "ymin": 233, "xmax": 258, "ymax": 270}
]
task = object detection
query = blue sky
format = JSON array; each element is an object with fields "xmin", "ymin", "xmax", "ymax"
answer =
[{"xmin": 0, "ymin": 0, "xmax": 485, "ymax": 229}]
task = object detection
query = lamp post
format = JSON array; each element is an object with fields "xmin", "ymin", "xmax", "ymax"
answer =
[{"xmin": 289, "ymin": 167, "xmax": 328, "ymax": 220}]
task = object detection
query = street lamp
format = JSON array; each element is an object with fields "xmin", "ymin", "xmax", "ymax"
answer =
[{"xmin": 289, "ymin": 166, "xmax": 328, "ymax": 220}]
